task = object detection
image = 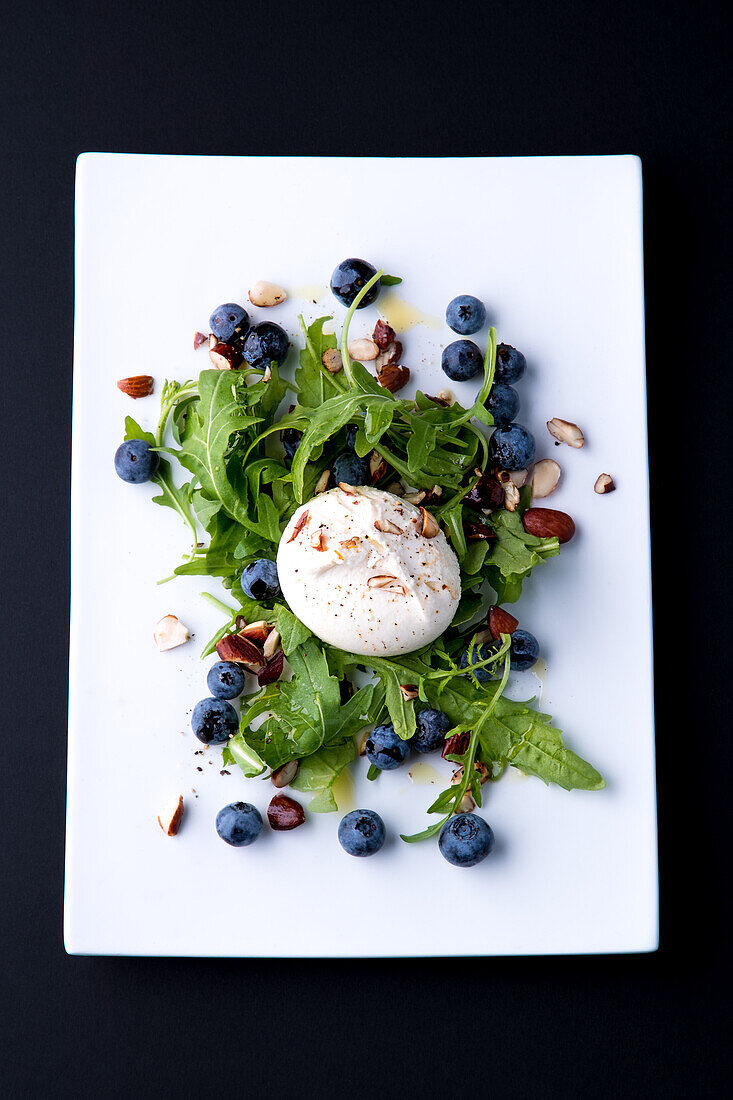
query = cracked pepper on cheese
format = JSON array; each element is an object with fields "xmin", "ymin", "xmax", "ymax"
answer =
[{"xmin": 277, "ymin": 486, "xmax": 461, "ymax": 657}]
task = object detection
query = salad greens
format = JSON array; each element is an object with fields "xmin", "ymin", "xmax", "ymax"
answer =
[{"xmin": 126, "ymin": 268, "xmax": 604, "ymax": 840}]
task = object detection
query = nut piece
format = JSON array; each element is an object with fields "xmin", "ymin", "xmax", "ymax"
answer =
[
  {"xmin": 209, "ymin": 340, "xmax": 242, "ymax": 370},
  {"xmin": 248, "ymin": 280, "xmax": 287, "ymax": 307},
  {"xmin": 267, "ymin": 793, "xmax": 306, "ymax": 831},
  {"xmin": 263, "ymin": 629, "xmax": 281, "ymax": 660},
  {"xmin": 373, "ymin": 318, "xmax": 396, "ymax": 349},
  {"xmin": 315, "ymin": 470, "xmax": 331, "ymax": 494},
  {"xmin": 374, "ymin": 340, "xmax": 403, "ymax": 371},
  {"xmin": 523, "ymin": 507, "xmax": 576, "ymax": 544},
  {"xmin": 442, "ymin": 732, "xmax": 470, "ymax": 759},
  {"xmin": 374, "ymin": 517, "xmax": 404, "ymax": 535},
  {"xmin": 399, "ymin": 684, "xmax": 419, "ymax": 700},
  {"xmin": 158, "ymin": 795, "xmax": 184, "ymax": 836},
  {"xmin": 532, "ymin": 458, "xmax": 562, "ymax": 499},
  {"xmin": 347, "ymin": 338, "xmax": 380, "ymax": 362},
  {"xmin": 287, "ymin": 510, "xmax": 310, "ymax": 542},
  {"xmin": 511, "ymin": 468, "xmax": 529, "ymax": 488},
  {"xmin": 117, "ymin": 375, "xmax": 154, "ymax": 399},
  {"xmin": 239, "ymin": 620, "xmax": 273, "ymax": 643},
  {"xmin": 386, "ymin": 480, "xmax": 405, "ymax": 496},
  {"xmin": 369, "ymin": 451, "xmax": 389, "ymax": 483},
  {"xmin": 272, "ymin": 760, "xmax": 299, "ymax": 788},
  {"xmin": 497, "ymin": 470, "xmax": 520, "ymax": 512},
  {"xmin": 420, "ymin": 507, "xmax": 440, "ymax": 538},
  {"xmin": 258, "ymin": 649, "xmax": 284, "ymax": 685},
  {"xmin": 377, "ymin": 363, "xmax": 410, "ymax": 393},
  {"xmin": 357, "ymin": 728, "xmax": 371, "ymax": 756},
  {"xmin": 403, "ymin": 490, "xmax": 426, "ymax": 505},
  {"xmin": 216, "ymin": 632, "xmax": 265, "ymax": 668},
  {"xmin": 464, "ymin": 521, "xmax": 496, "ymax": 541},
  {"xmin": 367, "ymin": 574, "xmax": 407, "ymax": 595},
  {"xmin": 458, "ymin": 791, "xmax": 476, "ymax": 812},
  {"xmin": 193, "ymin": 331, "xmax": 208, "ymax": 350},
  {"xmin": 153, "ymin": 615, "xmax": 190, "ymax": 652},
  {"xmin": 488, "ymin": 605, "xmax": 519, "ymax": 639},
  {"xmin": 322, "ymin": 348, "xmax": 342, "ymax": 373},
  {"xmin": 594, "ymin": 473, "xmax": 616, "ymax": 494},
  {"xmin": 547, "ymin": 418, "xmax": 584, "ymax": 448}
]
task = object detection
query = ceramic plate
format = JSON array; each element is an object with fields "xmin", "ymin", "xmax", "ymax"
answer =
[{"xmin": 66, "ymin": 154, "xmax": 656, "ymax": 955}]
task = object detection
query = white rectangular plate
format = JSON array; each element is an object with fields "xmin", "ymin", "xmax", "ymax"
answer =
[{"xmin": 67, "ymin": 154, "xmax": 656, "ymax": 956}]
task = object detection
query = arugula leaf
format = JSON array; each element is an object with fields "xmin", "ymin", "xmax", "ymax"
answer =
[
  {"xmin": 379, "ymin": 274, "xmax": 402, "ymax": 286},
  {"xmin": 483, "ymin": 508, "xmax": 559, "ymax": 602},
  {"xmin": 273, "ymin": 605, "xmax": 312, "ymax": 654},
  {"xmin": 225, "ymin": 733, "xmax": 266, "ymax": 777},
  {"xmin": 123, "ymin": 416, "xmax": 155, "ymax": 446},
  {"xmin": 406, "ymin": 417, "xmax": 437, "ymax": 473},
  {"xmin": 290, "ymin": 391, "xmax": 392, "ymax": 500},
  {"xmin": 289, "ymin": 740, "xmax": 355, "ymax": 812},
  {"xmin": 173, "ymin": 370, "xmax": 260, "ymax": 525},
  {"xmin": 295, "ymin": 316, "xmax": 343, "ymax": 408}
]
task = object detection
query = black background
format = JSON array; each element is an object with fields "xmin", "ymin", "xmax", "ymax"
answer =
[{"xmin": 1, "ymin": 1, "xmax": 729, "ymax": 1096}]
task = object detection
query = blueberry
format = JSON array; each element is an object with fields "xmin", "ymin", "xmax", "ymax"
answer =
[
  {"xmin": 338, "ymin": 808, "xmax": 386, "ymax": 857},
  {"xmin": 241, "ymin": 558, "xmax": 280, "ymax": 601},
  {"xmin": 215, "ymin": 802, "xmax": 263, "ymax": 847},
  {"xmin": 494, "ymin": 343, "xmax": 526, "ymax": 384},
  {"xmin": 281, "ymin": 427, "xmax": 302, "ymax": 464},
  {"xmin": 207, "ymin": 661, "xmax": 246, "ymax": 700},
  {"xmin": 330, "ymin": 450, "xmax": 370, "ymax": 487},
  {"xmin": 459, "ymin": 640, "xmax": 504, "ymax": 682},
  {"xmin": 191, "ymin": 697, "xmax": 239, "ymax": 745},
  {"xmin": 330, "ymin": 258, "xmax": 380, "ymax": 308},
  {"xmin": 413, "ymin": 708, "xmax": 450, "ymax": 754},
  {"xmin": 488, "ymin": 423, "xmax": 536, "ymax": 471},
  {"xmin": 486, "ymin": 383, "xmax": 520, "ymax": 427},
  {"xmin": 345, "ymin": 425, "xmax": 359, "ymax": 451},
  {"xmin": 446, "ymin": 295, "xmax": 487, "ymax": 336},
  {"xmin": 242, "ymin": 321, "xmax": 290, "ymax": 368},
  {"xmin": 438, "ymin": 813, "xmax": 495, "ymax": 867},
  {"xmin": 441, "ymin": 340, "xmax": 483, "ymax": 382},
  {"xmin": 510, "ymin": 629, "xmax": 540, "ymax": 671},
  {"xmin": 365, "ymin": 722, "xmax": 410, "ymax": 770},
  {"xmin": 209, "ymin": 303, "xmax": 249, "ymax": 343},
  {"xmin": 114, "ymin": 439, "xmax": 160, "ymax": 484}
]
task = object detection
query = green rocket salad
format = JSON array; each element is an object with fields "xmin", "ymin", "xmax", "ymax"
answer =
[{"xmin": 122, "ymin": 267, "xmax": 604, "ymax": 847}]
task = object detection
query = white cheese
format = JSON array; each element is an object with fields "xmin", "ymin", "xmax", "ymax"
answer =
[{"xmin": 276, "ymin": 486, "xmax": 460, "ymax": 657}]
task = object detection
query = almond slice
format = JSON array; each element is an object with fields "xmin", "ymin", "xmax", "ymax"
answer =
[
  {"xmin": 594, "ymin": 473, "xmax": 616, "ymax": 494},
  {"xmin": 532, "ymin": 459, "xmax": 561, "ymax": 499},
  {"xmin": 374, "ymin": 518, "xmax": 404, "ymax": 535},
  {"xmin": 239, "ymin": 620, "xmax": 273, "ymax": 643},
  {"xmin": 153, "ymin": 615, "xmax": 190, "ymax": 652},
  {"xmin": 193, "ymin": 331, "xmax": 208, "ymax": 350},
  {"xmin": 287, "ymin": 510, "xmax": 310, "ymax": 542},
  {"xmin": 216, "ymin": 633, "xmax": 265, "ymax": 668},
  {"xmin": 310, "ymin": 529, "xmax": 326, "ymax": 550},
  {"xmin": 403, "ymin": 490, "xmax": 426, "ymax": 505},
  {"xmin": 158, "ymin": 795, "xmax": 184, "ymax": 836},
  {"xmin": 399, "ymin": 684, "xmax": 419, "ymax": 700},
  {"xmin": 547, "ymin": 417, "xmax": 584, "ymax": 448},
  {"xmin": 271, "ymin": 760, "xmax": 299, "ymax": 788},
  {"xmin": 347, "ymin": 337, "xmax": 380, "ymax": 361},
  {"xmin": 263, "ymin": 629, "xmax": 281, "ymax": 660},
  {"xmin": 248, "ymin": 280, "xmax": 287, "ymax": 307},
  {"xmin": 420, "ymin": 507, "xmax": 440, "ymax": 538},
  {"xmin": 315, "ymin": 470, "xmax": 331, "ymax": 494}
]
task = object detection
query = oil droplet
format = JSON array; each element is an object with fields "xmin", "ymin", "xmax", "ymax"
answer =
[
  {"xmin": 380, "ymin": 292, "xmax": 441, "ymax": 331},
  {"xmin": 291, "ymin": 284, "xmax": 329, "ymax": 304},
  {"xmin": 407, "ymin": 761, "xmax": 444, "ymax": 786},
  {"xmin": 332, "ymin": 766, "xmax": 356, "ymax": 812}
]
